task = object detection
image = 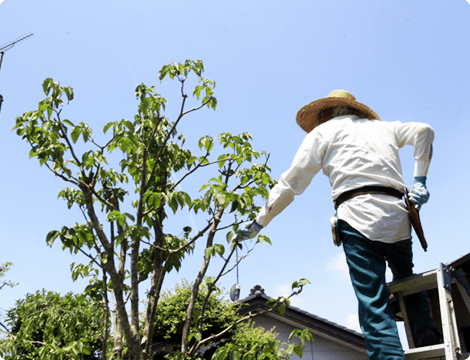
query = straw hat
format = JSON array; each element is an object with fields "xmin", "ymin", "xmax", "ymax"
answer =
[{"xmin": 296, "ymin": 90, "xmax": 380, "ymax": 133}]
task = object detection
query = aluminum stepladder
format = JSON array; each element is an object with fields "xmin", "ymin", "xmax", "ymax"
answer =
[{"xmin": 387, "ymin": 263, "xmax": 470, "ymax": 360}]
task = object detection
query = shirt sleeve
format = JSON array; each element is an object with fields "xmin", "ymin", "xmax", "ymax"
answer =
[
  {"xmin": 393, "ymin": 121, "xmax": 435, "ymax": 177},
  {"xmin": 256, "ymin": 130, "xmax": 326, "ymax": 227}
]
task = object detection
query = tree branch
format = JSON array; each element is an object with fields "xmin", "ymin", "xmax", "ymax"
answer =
[
  {"xmin": 181, "ymin": 205, "xmax": 224, "ymax": 354},
  {"xmin": 56, "ymin": 112, "xmax": 82, "ymax": 168},
  {"xmin": 44, "ymin": 162, "xmax": 80, "ymax": 185},
  {"xmin": 192, "ymin": 285, "xmax": 307, "ymax": 355}
]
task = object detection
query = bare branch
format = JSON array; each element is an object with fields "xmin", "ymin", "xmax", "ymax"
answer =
[
  {"xmin": 88, "ymin": 186, "xmax": 115, "ymax": 210},
  {"xmin": 44, "ymin": 162, "xmax": 80, "ymax": 185},
  {"xmin": 75, "ymin": 247, "xmax": 103, "ymax": 270},
  {"xmin": 180, "ymin": 97, "xmax": 214, "ymax": 118},
  {"xmin": 169, "ymin": 154, "xmax": 244, "ymax": 193},
  {"xmin": 182, "ymin": 205, "xmax": 224, "ymax": 353},
  {"xmin": 221, "ymin": 244, "xmax": 256, "ymax": 277},
  {"xmin": 56, "ymin": 112, "xmax": 82, "ymax": 168},
  {"xmin": 191, "ymin": 285, "xmax": 307, "ymax": 355},
  {"xmin": 139, "ymin": 219, "xmax": 214, "ymax": 255}
]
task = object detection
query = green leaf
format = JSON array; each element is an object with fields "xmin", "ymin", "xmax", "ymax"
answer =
[
  {"xmin": 214, "ymin": 244, "xmax": 225, "ymax": 256},
  {"xmin": 286, "ymin": 343, "xmax": 296, "ymax": 355},
  {"xmin": 103, "ymin": 121, "xmax": 114, "ymax": 133},
  {"xmin": 294, "ymin": 344, "xmax": 303, "ymax": 357},
  {"xmin": 187, "ymin": 156, "xmax": 198, "ymax": 166},
  {"xmin": 256, "ymin": 234, "xmax": 271, "ymax": 245},
  {"xmin": 212, "ymin": 347, "xmax": 229, "ymax": 360},
  {"xmin": 169, "ymin": 197, "xmax": 178, "ymax": 214},
  {"xmin": 204, "ymin": 246, "xmax": 215, "ymax": 259},
  {"xmin": 277, "ymin": 302, "xmax": 286, "ymax": 316},
  {"xmin": 107, "ymin": 210, "xmax": 121, "ymax": 221},
  {"xmin": 46, "ymin": 230, "xmax": 60, "ymax": 246},
  {"xmin": 215, "ymin": 192, "xmax": 226, "ymax": 206}
]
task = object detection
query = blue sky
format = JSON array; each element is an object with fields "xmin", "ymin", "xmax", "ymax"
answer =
[{"xmin": 1, "ymin": 0, "xmax": 470, "ymax": 348}]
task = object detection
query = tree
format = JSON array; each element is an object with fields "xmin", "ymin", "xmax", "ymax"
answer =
[
  {"xmin": 0, "ymin": 290, "xmax": 107, "ymax": 360},
  {"xmin": 12, "ymin": 60, "xmax": 309, "ymax": 359}
]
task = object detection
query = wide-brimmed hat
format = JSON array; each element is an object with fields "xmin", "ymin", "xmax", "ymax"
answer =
[{"xmin": 296, "ymin": 89, "xmax": 380, "ymax": 133}]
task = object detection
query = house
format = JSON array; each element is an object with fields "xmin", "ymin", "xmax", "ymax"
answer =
[{"xmin": 238, "ymin": 285, "xmax": 368, "ymax": 360}]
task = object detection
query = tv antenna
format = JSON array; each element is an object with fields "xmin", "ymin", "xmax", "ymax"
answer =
[
  {"xmin": 0, "ymin": 33, "xmax": 33, "ymax": 113},
  {"xmin": 0, "ymin": 33, "xmax": 33, "ymax": 74}
]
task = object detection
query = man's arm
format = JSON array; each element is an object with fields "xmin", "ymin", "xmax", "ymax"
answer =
[
  {"xmin": 395, "ymin": 121, "xmax": 435, "ymax": 208},
  {"xmin": 238, "ymin": 130, "xmax": 326, "ymax": 240},
  {"xmin": 256, "ymin": 130, "xmax": 326, "ymax": 227},
  {"xmin": 395, "ymin": 121, "xmax": 434, "ymax": 177}
]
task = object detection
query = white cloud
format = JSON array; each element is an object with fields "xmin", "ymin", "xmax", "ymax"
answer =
[
  {"xmin": 346, "ymin": 313, "xmax": 361, "ymax": 332},
  {"xmin": 327, "ymin": 252, "xmax": 394, "ymax": 281},
  {"xmin": 326, "ymin": 252, "xmax": 350, "ymax": 280}
]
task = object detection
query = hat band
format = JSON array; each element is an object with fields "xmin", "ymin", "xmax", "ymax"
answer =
[{"xmin": 319, "ymin": 106, "xmax": 364, "ymax": 122}]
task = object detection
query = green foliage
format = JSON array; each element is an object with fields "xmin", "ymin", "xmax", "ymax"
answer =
[
  {"xmin": 0, "ymin": 290, "xmax": 107, "ymax": 360},
  {"xmin": 211, "ymin": 325, "xmax": 313, "ymax": 360},
  {"xmin": 149, "ymin": 281, "xmax": 312, "ymax": 360},
  {"xmin": 217, "ymin": 322, "xmax": 289, "ymax": 360},
  {"xmin": 151, "ymin": 281, "xmax": 239, "ymax": 345},
  {"xmin": 286, "ymin": 329, "xmax": 313, "ymax": 358}
]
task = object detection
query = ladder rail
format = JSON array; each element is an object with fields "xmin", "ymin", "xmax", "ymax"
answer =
[
  {"xmin": 436, "ymin": 266, "xmax": 461, "ymax": 359},
  {"xmin": 387, "ymin": 264, "xmax": 470, "ymax": 360},
  {"xmin": 397, "ymin": 290, "xmax": 416, "ymax": 348}
]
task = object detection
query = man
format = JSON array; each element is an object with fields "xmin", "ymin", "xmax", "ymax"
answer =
[{"xmin": 239, "ymin": 90, "xmax": 438, "ymax": 360}]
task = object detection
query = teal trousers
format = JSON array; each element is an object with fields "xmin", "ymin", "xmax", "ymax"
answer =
[{"xmin": 340, "ymin": 220, "xmax": 435, "ymax": 360}]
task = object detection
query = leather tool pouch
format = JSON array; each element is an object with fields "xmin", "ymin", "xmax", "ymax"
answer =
[{"xmin": 330, "ymin": 214, "xmax": 341, "ymax": 246}]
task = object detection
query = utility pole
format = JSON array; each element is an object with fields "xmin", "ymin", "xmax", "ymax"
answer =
[{"xmin": 0, "ymin": 33, "xmax": 33, "ymax": 115}]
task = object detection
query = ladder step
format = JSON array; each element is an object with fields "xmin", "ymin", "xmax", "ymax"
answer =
[
  {"xmin": 404, "ymin": 344, "xmax": 446, "ymax": 359},
  {"xmin": 388, "ymin": 270, "xmax": 439, "ymax": 296}
]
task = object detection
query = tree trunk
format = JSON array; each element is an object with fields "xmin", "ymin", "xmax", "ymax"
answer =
[
  {"xmin": 114, "ymin": 280, "xmax": 141, "ymax": 359},
  {"xmin": 111, "ymin": 293, "xmax": 123, "ymax": 359},
  {"xmin": 142, "ymin": 209, "xmax": 166, "ymax": 360},
  {"xmin": 101, "ymin": 270, "xmax": 109, "ymax": 360},
  {"xmin": 181, "ymin": 207, "xmax": 223, "ymax": 354},
  {"xmin": 130, "ymin": 236, "xmax": 141, "ymax": 352}
]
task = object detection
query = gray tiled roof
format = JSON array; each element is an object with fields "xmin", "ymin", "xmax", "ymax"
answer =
[{"xmin": 238, "ymin": 285, "xmax": 366, "ymax": 350}]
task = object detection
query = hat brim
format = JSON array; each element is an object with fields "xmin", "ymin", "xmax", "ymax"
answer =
[{"xmin": 296, "ymin": 97, "xmax": 380, "ymax": 133}]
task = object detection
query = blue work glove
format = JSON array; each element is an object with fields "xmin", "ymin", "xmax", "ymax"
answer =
[
  {"xmin": 237, "ymin": 220, "xmax": 263, "ymax": 240},
  {"xmin": 408, "ymin": 176, "xmax": 430, "ymax": 210}
]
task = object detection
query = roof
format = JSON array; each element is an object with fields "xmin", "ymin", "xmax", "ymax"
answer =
[
  {"xmin": 238, "ymin": 285, "xmax": 366, "ymax": 351},
  {"xmin": 448, "ymin": 253, "xmax": 470, "ymax": 276}
]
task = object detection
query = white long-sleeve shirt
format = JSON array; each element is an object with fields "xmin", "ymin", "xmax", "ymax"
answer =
[{"xmin": 256, "ymin": 115, "xmax": 434, "ymax": 243}]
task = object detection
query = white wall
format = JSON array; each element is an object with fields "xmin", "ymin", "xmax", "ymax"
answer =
[{"xmin": 250, "ymin": 313, "xmax": 368, "ymax": 360}]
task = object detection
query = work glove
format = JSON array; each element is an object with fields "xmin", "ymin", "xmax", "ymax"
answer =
[
  {"xmin": 237, "ymin": 220, "xmax": 263, "ymax": 240},
  {"xmin": 408, "ymin": 176, "xmax": 430, "ymax": 210}
]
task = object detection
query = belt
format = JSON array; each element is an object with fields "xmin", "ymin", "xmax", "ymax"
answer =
[{"xmin": 334, "ymin": 186, "xmax": 404, "ymax": 210}]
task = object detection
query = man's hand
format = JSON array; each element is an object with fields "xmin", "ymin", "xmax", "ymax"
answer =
[
  {"xmin": 408, "ymin": 176, "xmax": 430, "ymax": 210},
  {"xmin": 237, "ymin": 220, "xmax": 263, "ymax": 240}
]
